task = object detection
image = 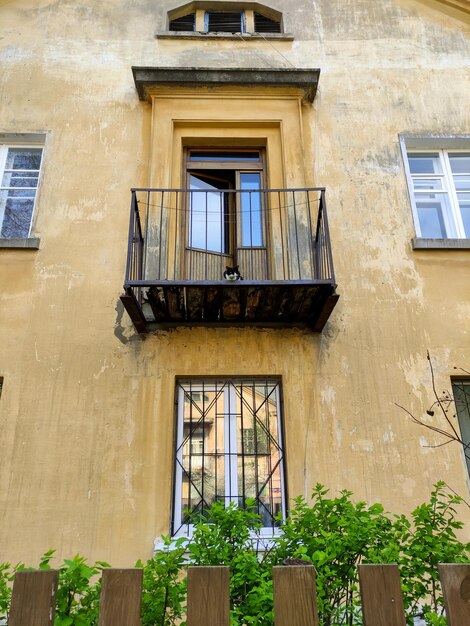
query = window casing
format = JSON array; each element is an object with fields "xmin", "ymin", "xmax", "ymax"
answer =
[
  {"xmin": 168, "ymin": 5, "xmax": 282, "ymax": 35},
  {"xmin": 405, "ymin": 150, "xmax": 470, "ymax": 239},
  {"xmin": 0, "ymin": 145, "xmax": 43, "ymax": 239},
  {"xmin": 452, "ymin": 379, "xmax": 470, "ymax": 477},
  {"xmin": 172, "ymin": 379, "xmax": 286, "ymax": 537}
]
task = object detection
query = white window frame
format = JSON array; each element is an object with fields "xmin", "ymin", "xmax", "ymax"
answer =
[
  {"xmin": 0, "ymin": 142, "xmax": 44, "ymax": 240},
  {"xmin": 172, "ymin": 379, "xmax": 286, "ymax": 538},
  {"xmin": 400, "ymin": 135, "xmax": 470, "ymax": 240}
]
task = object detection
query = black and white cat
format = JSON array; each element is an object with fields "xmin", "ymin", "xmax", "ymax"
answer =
[{"xmin": 223, "ymin": 265, "xmax": 243, "ymax": 281}]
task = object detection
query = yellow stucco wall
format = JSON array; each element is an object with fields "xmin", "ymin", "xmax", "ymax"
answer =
[{"xmin": 0, "ymin": 0, "xmax": 469, "ymax": 566}]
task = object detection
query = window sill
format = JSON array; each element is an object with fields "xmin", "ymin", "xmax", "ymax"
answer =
[
  {"xmin": 0, "ymin": 237, "xmax": 40, "ymax": 250},
  {"xmin": 156, "ymin": 31, "xmax": 294, "ymax": 41},
  {"xmin": 412, "ymin": 238, "xmax": 470, "ymax": 250}
]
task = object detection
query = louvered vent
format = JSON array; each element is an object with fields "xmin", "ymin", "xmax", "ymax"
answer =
[
  {"xmin": 207, "ymin": 11, "xmax": 243, "ymax": 33},
  {"xmin": 254, "ymin": 12, "xmax": 281, "ymax": 33},
  {"xmin": 169, "ymin": 13, "xmax": 196, "ymax": 31}
]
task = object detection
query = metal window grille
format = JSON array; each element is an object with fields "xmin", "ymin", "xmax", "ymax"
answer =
[
  {"xmin": 452, "ymin": 379, "xmax": 470, "ymax": 476},
  {"xmin": 254, "ymin": 12, "xmax": 281, "ymax": 33},
  {"xmin": 206, "ymin": 11, "xmax": 244, "ymax": 33},
  {"xmin": 173, "ymin": 379, "xmax": 285, "ymax": 536},
  {"xmin": 169, "ymin": 13, "xmax": 196, "ymax": 31}
]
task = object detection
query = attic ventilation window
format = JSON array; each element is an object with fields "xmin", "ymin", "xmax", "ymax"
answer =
[
  {"xmin": 254, "ymin": 11, "xmax": 281, "ymax": 33},
  {"xmin": 169, "ymin": 13, "xmax": 196, "ymax": 31},
  {"xmin": 206, "ymin": 11, "xmax": 244, "ymax": 33},
  {"xmin": 165, "ymin": 4, "xmax": 285, "ymax": 37}
]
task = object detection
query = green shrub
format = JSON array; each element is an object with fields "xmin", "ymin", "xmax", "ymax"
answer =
[{"xmin": 0, "ymin": 484, "xmax": 468, "ymax": 626}]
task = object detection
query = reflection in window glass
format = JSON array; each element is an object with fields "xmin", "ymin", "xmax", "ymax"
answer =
[
  {"xmin": 173, "ymin": 379, "xmax": 285, "ymax": 536},
  {"xmin": 240, "ymin": 173, "xmax": 263, "ymax": 247},
  {"xmin": 0, "ymin": 147, "xmax": 43, "ymax": 239},
  {"xmin": 408, "ymin": 153, "xmax": 442, "ymax": 175},
  {"xmin": 416, "ymin": 197, "xmax": 448, "ymax": 238},
  {"xmin": 406, "ymin": 149, "xmax": 470, "ymax": 239},
  {"xmin": 189, "ymin": 175, "xmax": 228, "ymax": 254}
]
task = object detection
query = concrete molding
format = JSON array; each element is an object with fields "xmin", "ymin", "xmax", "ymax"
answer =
[
  {"xmin": 0, "ymin": 238, "xmax": 40, "ymax": 249},
  {"xmin": 132, "ymin": 66, "xmax": 320, "ymax": 103},
  {"xmin": 412, "ymin": 238, "xmax": 470, "ymax": 249},
  {"xmin": 156, "ymin": 31, "xmax": 294, "ymax": 41}
]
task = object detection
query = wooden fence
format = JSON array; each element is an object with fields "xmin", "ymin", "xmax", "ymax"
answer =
[{"xmin": 6, "ymin": 563, "xmax": 470, "ymax": 626}]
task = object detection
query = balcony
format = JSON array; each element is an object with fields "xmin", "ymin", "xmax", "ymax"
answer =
[{"xmin": 121, "ymin": 187, "xmax": 338, "ymax": 332}]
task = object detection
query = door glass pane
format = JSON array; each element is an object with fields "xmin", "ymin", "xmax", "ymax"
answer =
[
  {"xmin": 189, "ymin": 175, "xmax": 228, "ymax": 253},
  {"xmin": 415, "ymin": 193, "xmax": 449, "ymax": 238},
  {"xmin": 457, "ymin": 193, "xmax": 470, "ymax": 237},
  {"xmin": 408, "ymin": 153, "xmax": 442, "ymax": 174},
  {"xmin": 240, "ymin": 172, "xmax": 263, "ymax": 247}
]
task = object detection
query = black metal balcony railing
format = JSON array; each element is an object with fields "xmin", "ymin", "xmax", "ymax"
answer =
[{"xmin": 121, "ymin": 188, "xmax": 338, "ymax": 332}]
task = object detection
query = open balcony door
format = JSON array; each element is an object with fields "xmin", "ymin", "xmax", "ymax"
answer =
[{"xmin": 183, "ymin": 149, "xmax": 269, "ymax": 281}]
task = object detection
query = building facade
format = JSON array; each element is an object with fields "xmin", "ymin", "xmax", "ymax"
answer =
[{"xmin": 1, "ymin": 0, "xmax": 469, "ymax": 565}]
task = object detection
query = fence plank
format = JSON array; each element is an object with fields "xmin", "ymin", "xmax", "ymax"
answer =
[
  {"xmin": 439, "ymin": 563, "xmax": 470, "ymax": 625},
  {"xmin": 273, "ymin": 565, "xmax": 319, "ymax": 626},
  {"xmin": 359, "ymin": 564, "xmax": 406, "ymax": 626},
  {"xmin": 9, "ymin": 570, "xmax": 58, "ymax": 626},
  {"xmin": 98, "ymin": 568, "xmax": 143, "ymax": 626},
  {"xmin": 187, "ymin": 566, "xmax": 230, "ymax": 626}
]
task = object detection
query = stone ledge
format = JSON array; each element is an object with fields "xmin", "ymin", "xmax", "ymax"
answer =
[
  {"xmin": 0, "ymin": 237, "xmax": 40, "ymax": 249},
  {"xmin": 156, "ymin": 31, "xmax": 294, "ymax": 41},
  {"xmin": 132, "ymin": 66, "xmax": 320, "ymax": 102},
  {"xmin": 412, "ymin": 238, "xmax": 470, "ymax": 250}
]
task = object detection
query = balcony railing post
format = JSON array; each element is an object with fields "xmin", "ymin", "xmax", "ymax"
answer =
[
  {"xmin": 320, "ymin": 189, "xmax": 336, "ymax": 285},
  {"xmin": 125, "ymin": 191, "xmax": 137, "ymax": 285}
]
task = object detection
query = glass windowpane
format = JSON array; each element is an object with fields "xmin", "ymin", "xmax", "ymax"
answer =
[
  {"xmin": 452, "ymin": 176, "xmax": 470, "ymax": 191},
  {"xmin": 0, "ymin": 196, "xmax": 34, "ymax": 238},
  {"xmin": 412, "ymin": 178, "xmax": 443, "ymax": 191},
  {"xmin": 415, "ymin": 193, "xmax": 449, "ymax": 238},
  {"xmin": 452, "ymin": 381, "xmax": 470, "ymax": 477},
  {"xmin": 448, "ymin": 153, "xmax": 470, "ymax": 174},
  {"xmin": 408, "ymin": 153, "xmax": 442, "ymax": 175},
  {"xmin": 240, "ymin": 173, "xmax": 263, "ymax": 247},
  {"xmin": 5, "ymin": 148, "xmax": 42, "ymax": 171},
  {"xmin": 189, "ymin": 175, "xmax": 228, "ymax": 253},
  {"xmin": 457, "ymin": 193, "xmax": 470, "ymax": 237}
]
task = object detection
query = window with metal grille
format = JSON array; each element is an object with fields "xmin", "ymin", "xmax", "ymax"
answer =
[
  {"xmin": 206, "ymin": 11, "xmax": 244, "ymax": 33},
  {"xmin": 254, "ymin": 12, "xmax": 281, "ymax": 33},
  {"xmin": 452, "ymin": 379, "xmax": 470, "ymax": 476},
  {"xmin": 169, "ymin": 13, "xmax": 196, "ymax": 31},
  {"xmin": 173, "ymin": 379, "xmax": 285, "ymax": 536}
]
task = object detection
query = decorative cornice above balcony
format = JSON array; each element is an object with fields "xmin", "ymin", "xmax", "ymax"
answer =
[{"xmin": 131, "ymin": 67, "xmax": 320, "ymax": 103}]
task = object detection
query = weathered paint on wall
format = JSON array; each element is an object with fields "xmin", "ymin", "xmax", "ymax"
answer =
[{"xmin": 0, "ymin": 0, "xmax": 469, "ymax": 566}]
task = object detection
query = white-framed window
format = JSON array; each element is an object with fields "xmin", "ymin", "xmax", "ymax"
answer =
[
  {"xmin": 172, "ymin": 378, "xmax": 286, "ymax": 537},
  {"xmin": 452, "ymin": 379, "xmax": 470, "ymax": 478},
  {"xmin": 401, "ymin": 137, "xmax": 470, "ymax": 239},
  {"xmin": 0, "ymin": 144, "xmax": 43, "ymax": 239}
]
